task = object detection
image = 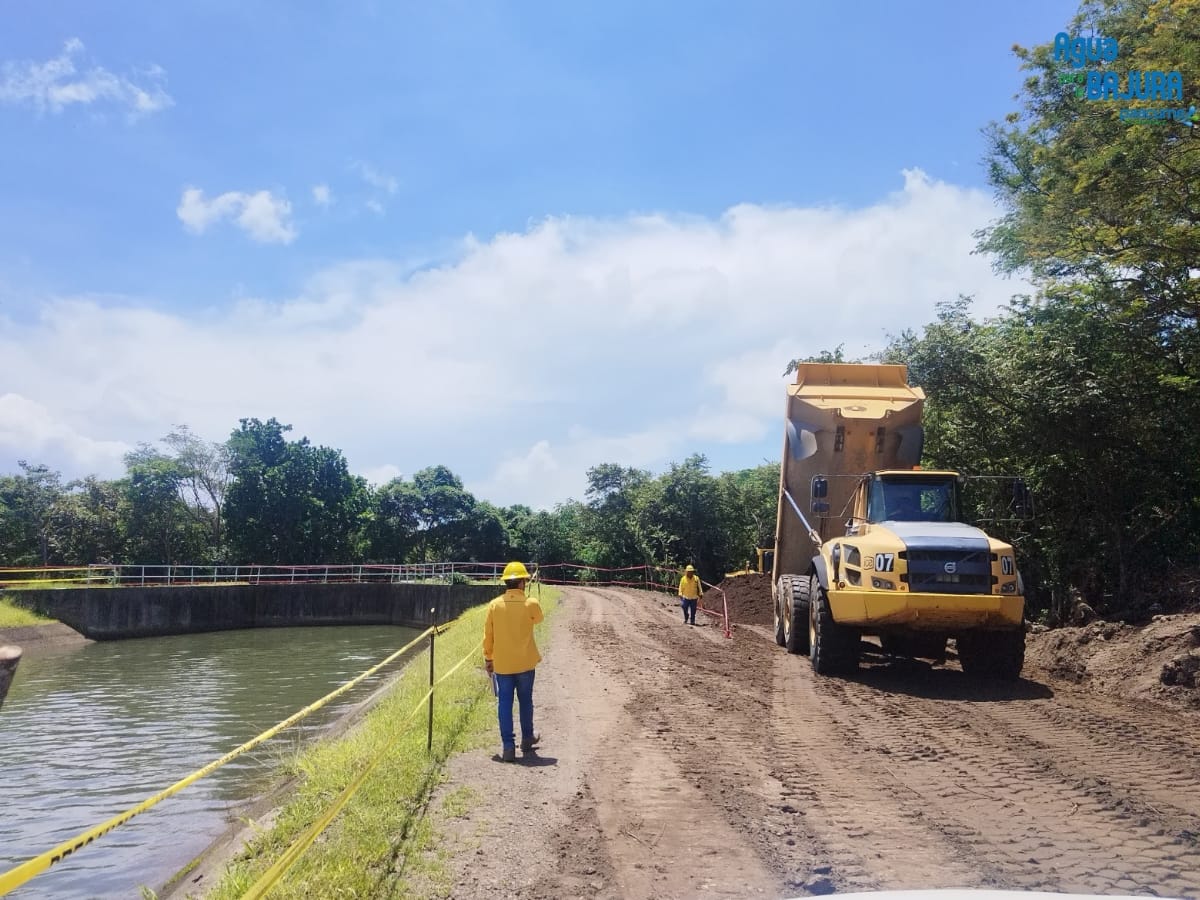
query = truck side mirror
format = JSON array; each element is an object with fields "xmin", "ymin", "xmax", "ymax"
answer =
[{"xmin": 812, "ymin": 477, "xmax": 828, "ymax": 499}]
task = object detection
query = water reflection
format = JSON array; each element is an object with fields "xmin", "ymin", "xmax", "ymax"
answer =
[{"xmin": 0, "ymin": 625, "xmax": 422, "ymax": 899}]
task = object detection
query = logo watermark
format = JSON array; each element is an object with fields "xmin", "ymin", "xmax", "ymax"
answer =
[{"xmin": 1053, "ymin": 32, "xmax": 1196, "ymax": 126}]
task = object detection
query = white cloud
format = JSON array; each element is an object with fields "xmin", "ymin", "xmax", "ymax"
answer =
[
  {"xmin": 352, "ymin": 161, "xmax": 398, "ymax": 215},
  {"xmin": 0, "ymin": 393, "xmax": 130, "ymax": 476},
  {"xmin": 177, "ymin": 187, "xmax": 297, "ymax": 244},
  {"xmin": 470, "ymin": 427, "xmax": 682, "ymax": 510},
  {"xmin": 312, "ymin": 184, "xmax": 333, "ymax": 207},
  {"xmin": 353, "ymin": 162, "xmax": 399, "ymax": 195},
  {"xmin": 362, "ymin": 464, "xmax": 403, "ymax": 485},
  {"xmin": 2, "ymin": 170, "xmax": 1028, "ymax": 509},
  {"xmin": 0, "ymin": 38, "xmax": 172, "ymax": 120}
]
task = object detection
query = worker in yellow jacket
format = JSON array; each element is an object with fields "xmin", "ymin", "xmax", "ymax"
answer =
[
  {"xmin": 678, "ymin": 564, "xmax": 703, "ymax": 625},
  {"xmin": 484, "ymin": 561, "xmax": 545, "ymax": 762}
]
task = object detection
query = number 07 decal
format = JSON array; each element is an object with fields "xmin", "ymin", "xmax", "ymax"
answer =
[
  {"xmin": 1001, "ymin": 556, "xmax": 1014, "ymax": 575},
  {"xmin": 874, "ymin": 553, "xmax": 895, "ymax": 572}
]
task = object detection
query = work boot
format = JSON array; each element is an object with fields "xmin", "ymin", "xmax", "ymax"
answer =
[
  {"xmin": 501, "ymin": 747, "xmax": 516, "ymax": 762},
  {"xmin": 521, "ymin": 734, "xmax": 541, "ymax": 752}
]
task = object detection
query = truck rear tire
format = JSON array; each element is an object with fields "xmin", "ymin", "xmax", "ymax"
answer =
[
  {"xmin": 773, "ymin": 582, "xmax": 786, "ymax": 646},
  {"xmin": 782, "ymin": 578, "xmax": 811, "ymax": 657},
  {"xmin": 956, "ymin": 627, "xmax": 1025, "ymax": 680},
  {"xmin": 787, "ymin": 578, "xmax": 806, "ymax": 657},
  {"xmin": 809, "ymin": 582, "xmax": 860, "ymax": 675}
]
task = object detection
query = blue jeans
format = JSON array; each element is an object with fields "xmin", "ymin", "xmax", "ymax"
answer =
[
  {"xmin": 495, "ymin": 669, "xmax": 536, "ymax": 751},
  {"xmin": 681, "ymin": 598, "xmax": 697, "ymax": 623}
]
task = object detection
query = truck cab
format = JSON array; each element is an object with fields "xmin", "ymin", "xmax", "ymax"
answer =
[
  {"xmin": 822, "ymin": 470, "xmax": 1022, "ymax": 600},
  {"xmin": 864, "ymin": 471, "xmax": 958, "ymax": 524}
]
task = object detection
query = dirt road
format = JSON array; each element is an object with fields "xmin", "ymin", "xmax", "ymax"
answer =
[{"xmin": 429, "ymin": 586, "xmax": 1200, "ymax": 899}]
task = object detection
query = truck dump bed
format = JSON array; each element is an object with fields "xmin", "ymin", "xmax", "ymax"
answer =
[{"xmin": 771, "ymin": 363, "xmax": 925, "ymax": 585}]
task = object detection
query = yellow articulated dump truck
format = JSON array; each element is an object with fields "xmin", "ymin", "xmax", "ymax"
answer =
[{"xmin": 771, "ymin": 363, "xmax": 1032, "ymax": 679}]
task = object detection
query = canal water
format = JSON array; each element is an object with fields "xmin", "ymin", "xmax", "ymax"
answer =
[{"xmin": 0, "ymin": 624, "xmax": 424, "ymax": 899}]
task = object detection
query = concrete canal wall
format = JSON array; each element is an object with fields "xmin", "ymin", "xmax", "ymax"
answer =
[{"xmin": 5, "ymin": 583, "xmax": 499, "ymax": 640}]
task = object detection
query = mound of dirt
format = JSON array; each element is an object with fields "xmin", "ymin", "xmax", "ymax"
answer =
[
  {"xmin": 1025, "ymin": 613, "xmax": 1200, "ymax": 711},
  {"xmin": 704, "ymin": 575, "xmax": 1200, "ymax": 713},
  {"xmin": 709, "ymin": 573, "xmax": 774, "ymax": 627}
]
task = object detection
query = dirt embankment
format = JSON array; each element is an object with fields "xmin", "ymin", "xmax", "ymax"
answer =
[{"xmin": 1025, "ymin": 614, "xmax": 1200, "ymax": 710}]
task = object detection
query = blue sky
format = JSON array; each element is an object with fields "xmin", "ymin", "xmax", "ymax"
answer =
[{"xmin": 0, "ymin": 1, "xmax": 1080, "ymax": 508}]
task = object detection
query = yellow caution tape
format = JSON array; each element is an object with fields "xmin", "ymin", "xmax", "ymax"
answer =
[
  {"xmin": 241, "ymin": 641, "xmax": 483, "ymax": 899},
  {"xmin": 0, "ymin": 626, "xmax": 435, "ymax": 896}
]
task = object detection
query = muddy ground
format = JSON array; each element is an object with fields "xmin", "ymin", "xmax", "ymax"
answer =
[{"xmin": 427, "ymin": 582, "xmax": 1200, "ymax": 899}]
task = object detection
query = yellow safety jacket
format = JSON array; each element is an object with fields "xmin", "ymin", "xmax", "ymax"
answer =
[
  {"xmin": 483, "ymin": 588, "xmax": 545, "ymax": 675},
  {"xmin": 678, "ymin": 574, "xmax": 703, "ymax": 600}
]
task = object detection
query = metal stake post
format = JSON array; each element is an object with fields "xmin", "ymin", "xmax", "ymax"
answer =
[{"xmin": 427, "ymin": 607, "xmax": 436, "ymax": 754}]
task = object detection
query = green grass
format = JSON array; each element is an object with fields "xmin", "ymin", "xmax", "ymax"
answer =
[
  {"xmin": 0, "ymin": 595, "xmax": 55, "ymax": 627},
  {"xmin": 201, "ymin": 586, "xmax": 562, "ymax": 899}
]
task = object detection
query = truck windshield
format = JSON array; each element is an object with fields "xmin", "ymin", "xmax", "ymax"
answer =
[{"xmin": 869, "ymin": 477, "xmax": 957, "ymax": 523}]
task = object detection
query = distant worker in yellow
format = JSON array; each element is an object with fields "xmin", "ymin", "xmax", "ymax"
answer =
[
  {"xmin": 484, "ymin": 561, "xmax": 545, "ymax": 762},
  {"xmin": 678, "ymin": 564, "xmax": 703, "ymax": 625}
]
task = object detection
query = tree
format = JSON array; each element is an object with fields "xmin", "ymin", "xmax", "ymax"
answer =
[
  {"xmin": 629, "ymin": 454, "xmax": 725, "ymax": 579},
  {"xmin": 499, "ymin": 504, "xmax": 534, "ymax": 557},
  {"xmin": 783, "ymin": 345, "xmax": 854, "ymax": 378},
  {"xmin": 580, "ymin": 463, "xmax": 650, "ymax": 569},
  {"xmin": 955, "ymin": 0, "xmax": 1200, "ymax": 617},
  {"xmin": 717, "ymin": 463, "xmax": 780, "ymax": 571},
  {"xmin": 0, "ymin": 462, "xmax": 65, "ymax": 566},
  {"xmin": 364, "ymin": 478, "xmax": 422, "ymax": 562},
  {"xmin": 161, "ymin": 425, "xmax": 231, "ymax": 557},
  {"xmin": 361, "ymin": 466, "xmax": 490, "ymax": 563},
  {"xmin": 49, "ymin": 476, "xmax": 126, "ymax": 565},
  {"xmin": 978, "ymin": 0, "xmax": 1200, "ymax": 334},
  {"xmin": 881, "ymin": 294, "xmax": 1200, "ymax": 618},
  {"xmin": 457, "ymin": 501, "xmax": 512, "ymax": 562},
  {"xmin": 224, "ymin": 418, "xmax": 368, "ymax": 564},
  {"xmin": 521, "ymin": 504, "xmax": 582, "ymax": 568},
  {"xmin": 123, "ymin": 450, "xmax": 205, "ymax": 565},
  {"xmin": 408, "ymin": 466, "xmax": 477, "ymax": 561}
]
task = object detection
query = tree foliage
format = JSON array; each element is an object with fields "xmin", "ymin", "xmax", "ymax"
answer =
[
  {"xmin": 879, "ymin": 0, "xmax": 1200, "ymax": 620},
  {"xmin": 979, "ymin": 0, "xmax": 1200, "ymax": 331},
  {"xmin": 224, "ymin": 418, "xmax": 368, "ymax": 564},
  {"xmin": 0, "ymin": 462, "xmax": 67, "ymax": 566},
  {"xmin": 881, "ymin": 292, "xmax": 1200, "ymax": 619}
]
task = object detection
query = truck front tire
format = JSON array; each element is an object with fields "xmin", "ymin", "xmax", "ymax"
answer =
[{"xmin": 809, "ymin": 582, "xmax": 860, "ymax": 675}]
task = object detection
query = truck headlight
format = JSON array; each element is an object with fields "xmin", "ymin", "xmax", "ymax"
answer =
[
  {"xmin": 871, "ymin": 577, "xmax": 895, "ymax": 590},
  {"xmin": 1000, "ymin": 582, "xmax": 1016, "ymax": 594}
]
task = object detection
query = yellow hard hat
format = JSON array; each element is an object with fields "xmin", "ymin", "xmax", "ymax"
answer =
[
  {"xmin": 685, "ymin": 565, "xmax": 695, "ymax": 573},
  {"xmin": 502, "ymin": 561, "xmax": 532, "ymax": 581}
]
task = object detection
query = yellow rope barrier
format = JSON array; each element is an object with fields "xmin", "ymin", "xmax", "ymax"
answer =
[
  {"xmin": 0, "ymin": 627, "xmax": 435, "ymax": 896},
  {"xmin": 240, "ymin": 640, "xmax": 484, "ymax": 899}
]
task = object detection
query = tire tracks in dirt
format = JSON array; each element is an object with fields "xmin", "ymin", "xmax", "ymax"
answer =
[
  {"xmin": 563, "ymin": 587, "xmax": 783, "ymax": 898},
  {"xmin": 813, "ymin": 664, "xmax": 1200, "ymax": 895},
  {"xmin": 433, "ymin": 586, "xmax": 1200, "ymax": 898},
  {"xmin": 583, "ymin": 587, "xmax": 1200, "ymax": 896}
]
